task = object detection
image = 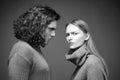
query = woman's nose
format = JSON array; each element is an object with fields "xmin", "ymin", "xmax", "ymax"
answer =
[
  {"xmin": 51, "ymin": 31, "xmax": 55, "ymax": 37},
  {"xmin": 67, "ymin": 36, "xmax": 72, "ymax": 42}
]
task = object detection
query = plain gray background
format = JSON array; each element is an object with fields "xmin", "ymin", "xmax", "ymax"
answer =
[{"xmin": 0, "ymin": 0, "xmax": 120, "ymax": 80}]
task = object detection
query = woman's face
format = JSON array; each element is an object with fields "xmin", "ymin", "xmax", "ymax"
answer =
[{"xmin": 66, "ymin": 24, "xmax": 87, "ymax": 49}]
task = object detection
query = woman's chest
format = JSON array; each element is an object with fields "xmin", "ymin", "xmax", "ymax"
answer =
[{"xmin": 72, "ymin": 63, "xmax": 88, "ymax": 80}]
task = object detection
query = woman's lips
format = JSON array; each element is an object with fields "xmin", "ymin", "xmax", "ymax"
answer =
[{"xmin": 69, "ymin": 42, "xmax": 73, "ymax": 46}]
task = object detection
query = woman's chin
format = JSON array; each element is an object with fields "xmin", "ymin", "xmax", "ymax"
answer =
[
  {"xmin": 70, "ymin": 46, "xmax": 76, "ymax": 49},
  {"xmin": 70, "ymin": 45, "xmax": 81, "ymax": 49}
]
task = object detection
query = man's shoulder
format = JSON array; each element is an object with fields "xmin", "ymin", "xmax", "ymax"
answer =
[
  {"xmin": 11, "ymin": 41, "xmax": 34, "ymax": 58},
  {"xmin": 9, "ymin": 41, "xmax": 35, "ymax": 64},
  {"xmin": 13, "ymin": 41, "xmax": 32, "ymax": 51}
]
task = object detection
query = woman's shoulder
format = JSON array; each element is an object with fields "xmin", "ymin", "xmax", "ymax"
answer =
[
  {"xmin": 85, "ymin": 54, "xmax": 102, "ymax": 67},
  {"xmin": 85, "ymin": 54, "xmax": 108, "ymax": 78}
]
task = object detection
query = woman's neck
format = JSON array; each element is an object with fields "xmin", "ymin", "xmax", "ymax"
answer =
[{"xmin": 69, "ymin": 41, "xmax": 88, "ymax": 54}]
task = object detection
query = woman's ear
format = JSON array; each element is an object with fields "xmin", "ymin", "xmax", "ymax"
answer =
[{"xmin": 85, "ymin": 33, "xmax": 90, "ymax": 41}]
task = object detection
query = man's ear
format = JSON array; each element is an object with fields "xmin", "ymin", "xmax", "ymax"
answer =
[{"xmin": 85, "ymin": 33, "xmax": 90, "ymax": 41}]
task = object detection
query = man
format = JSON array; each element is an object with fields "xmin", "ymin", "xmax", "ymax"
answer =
[{"xmin": 8, "ymin": 5, "xmax": 60, "ymax": 80}]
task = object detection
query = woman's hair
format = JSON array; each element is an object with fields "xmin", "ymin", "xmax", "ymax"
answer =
[
  {"xmin": 66, "ymin": 19, "xmax": 109, "ymax": 76},
  {"xmin": 13, "ymin": 5, "xmax": 60, "ymax": 47}
]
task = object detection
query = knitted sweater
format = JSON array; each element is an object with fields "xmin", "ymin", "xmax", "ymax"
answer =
[
  {"xmin": 65, "ymin": 44, "xmax": 108, "ymax": 80},
  {"xmin": 8, "ymin": 41, "xmax": 51, "ymax": 80}
]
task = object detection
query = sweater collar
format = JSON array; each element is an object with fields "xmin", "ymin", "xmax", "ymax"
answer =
[{"xmin": 65, "ymin": 44, "xmax": 91, "ymax": 66}]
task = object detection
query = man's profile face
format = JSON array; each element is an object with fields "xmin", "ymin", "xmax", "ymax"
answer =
[{"xmin": 44, "ymin": 21, "xmax": 57, "ymax": 45}]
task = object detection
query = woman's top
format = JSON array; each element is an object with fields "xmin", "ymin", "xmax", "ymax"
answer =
[
  {"xmin": 65, "ymin": 44, "xmax": 108, "ymax": 80},
  {"xmin": 8, "ymin": 41, "xmax": 51, "ymax": 80}
]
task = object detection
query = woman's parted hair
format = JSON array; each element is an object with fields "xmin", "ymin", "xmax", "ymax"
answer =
[{"xmin": 13, "ymin": 5, "xmax": 60, "ymax": 47}]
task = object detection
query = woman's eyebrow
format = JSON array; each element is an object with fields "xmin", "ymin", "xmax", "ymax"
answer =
[{"xmin": 48, "ymin": 27, "xmax": 56, "ymax": 30}]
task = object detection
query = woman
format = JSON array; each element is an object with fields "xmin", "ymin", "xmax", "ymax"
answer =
[
  {"xmin": 8, "ymin": 5, "xmax": 60, "ymax": 80},
  {"xmin": 65, "ymin": 19, "xmax": 108, "ymax": 80}
]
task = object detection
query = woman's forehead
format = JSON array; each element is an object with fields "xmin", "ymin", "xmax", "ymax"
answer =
[{"xmin": 66, "ymin": 24, "xmax": 81, "ymax": 32}]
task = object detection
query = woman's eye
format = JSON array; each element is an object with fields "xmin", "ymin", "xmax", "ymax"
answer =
[
  {"xmin": 66, "ymin": 33, "xmax": 69, "ymax": 37},
  {"xmin": 71, "ymin": 32, "xmax": 78, "ymax": 35}
]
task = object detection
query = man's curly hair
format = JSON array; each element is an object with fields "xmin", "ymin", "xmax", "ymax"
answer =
[{"xmin": 13, "ymin": 5, "xmax": 60, "ymax": 47}]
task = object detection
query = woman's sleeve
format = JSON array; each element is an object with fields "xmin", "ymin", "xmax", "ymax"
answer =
[
  {"xmin": 87, "ymin": 64, "xmax": 107, "ymax": 80},
  {"xmin": 8, "ymin": 53, "xmax": 31, "ymax": 80}
]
